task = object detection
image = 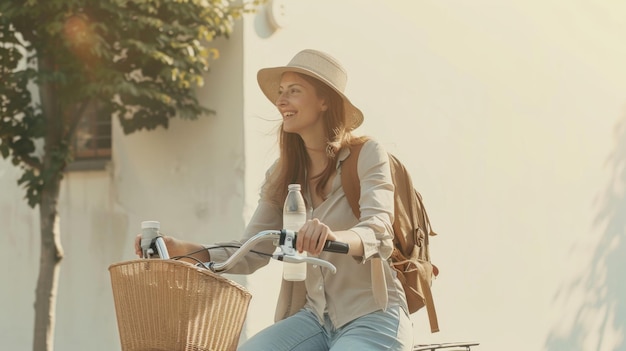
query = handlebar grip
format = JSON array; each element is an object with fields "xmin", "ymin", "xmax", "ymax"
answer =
[
  {"xmin": 280, "ymin": 230, "xmax": 350, "ymax": 254},
  {"xmin": 322, "ymin": 240, "xmax": 350, "ymax": 254}
]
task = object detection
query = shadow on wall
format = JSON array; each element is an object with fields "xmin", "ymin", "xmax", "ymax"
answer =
[{"xmin": 545, "ymin": 111, "xmax": 626, "ymax": 351}]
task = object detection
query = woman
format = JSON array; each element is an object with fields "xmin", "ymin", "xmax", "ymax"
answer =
[{"xmin": 135, "ymin": 49, "xmax": 413, "ymax": 350}]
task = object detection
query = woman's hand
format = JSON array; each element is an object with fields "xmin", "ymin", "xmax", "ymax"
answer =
[
  {"xmin": 134, "ymin": 234, "xmax": 195, "ymax": 259},
  {"xmin": 296, "ymin": 218, "xmax": 337, "ymax": 256},
  {"xmin": 134, "ymin": 234, "xmax": 142, "ymax": 257}
]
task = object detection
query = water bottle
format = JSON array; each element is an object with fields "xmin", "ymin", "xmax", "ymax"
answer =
[
  {"xmin": 141, "ymin": 221, "xmax": 160, "ymax": 258},
  {"xmin": 140, "ymin": 221, "xmax": 169, "ymax": 259},
  {"xmin": 282, "ymin": 184, "xmax": 307, "ymax": 281}
]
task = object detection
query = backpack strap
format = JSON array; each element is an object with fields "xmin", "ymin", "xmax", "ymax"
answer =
[{"xmin": 421, "ymin": 271, "xmax": 440, "ymax": 332}]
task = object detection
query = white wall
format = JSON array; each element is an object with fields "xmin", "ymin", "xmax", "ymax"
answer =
[
  {"xmin": 0, "ymin": 161, "xmax": 40, "ymax": 346},
  {"xmin": 1, "ymin": 1, "xmax": 625, "ymax": 350},
  {"xmin": 241, "ymin": 1, "xmax": 626, "ymax": 350}
]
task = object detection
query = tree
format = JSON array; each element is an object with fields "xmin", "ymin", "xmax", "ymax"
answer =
[{"xmin": 0, "ymin": 0, "xmax": 262, "ymax": 349}]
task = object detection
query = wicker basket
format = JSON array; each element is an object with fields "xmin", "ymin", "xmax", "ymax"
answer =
[{"xmin": 109, "ymin": 259, "xmax": 252, "ymax": 351}]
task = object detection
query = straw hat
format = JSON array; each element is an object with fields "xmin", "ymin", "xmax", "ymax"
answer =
[{"xmin": 257, "ymin": 49, "xmax": 364, "ymax": 131}]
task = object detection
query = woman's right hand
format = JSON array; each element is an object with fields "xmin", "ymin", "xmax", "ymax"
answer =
[
  {"xmin": 134, "ymin": 234, "xmax": 179, "ymax": 258},
  {"xmin": 134, "ymin": 234, "xmax": 142, "ymax": 257},
  {"xmin": 134, "ymin": 234, "xmax": 210, "ymax": 262}
]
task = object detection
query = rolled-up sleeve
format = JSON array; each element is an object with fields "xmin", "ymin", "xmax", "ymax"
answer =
[{"xmin": 349, "ymin": 140, "xmax": 395, "ymax": 262}]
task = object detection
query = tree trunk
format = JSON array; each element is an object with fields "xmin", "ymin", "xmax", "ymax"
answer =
[
  {"xmin": 33, "ymin": 176, "xmax": 64, "ymax": 351},
  {"xmin": 31, "ymin": 50, "xmax": 67, "ymax": 351},
  {"xmin": 32, "ymin": 187, "xmax": 64, "ymax": 350}
]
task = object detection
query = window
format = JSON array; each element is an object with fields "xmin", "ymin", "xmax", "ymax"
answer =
[{"xmin": 68, "ymin": 102, "xmax": 111, "ymax": 170}]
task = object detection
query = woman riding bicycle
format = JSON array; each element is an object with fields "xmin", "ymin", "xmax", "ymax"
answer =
[{"xmin": 135, "ymin": 49, "xmax": 413, "ymax": 350}]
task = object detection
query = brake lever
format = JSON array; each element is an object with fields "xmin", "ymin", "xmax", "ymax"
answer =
[{"xmin": 272, "ymin": 253, "xmax": 337, "ymax": 274}]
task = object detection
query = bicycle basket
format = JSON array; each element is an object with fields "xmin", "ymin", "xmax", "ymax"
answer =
[{"xmin": 109, "ymin": 259, "xmax": 252, "ymax": 351}]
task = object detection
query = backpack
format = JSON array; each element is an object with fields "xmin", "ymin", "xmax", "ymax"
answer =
[{"xmin": 341, "ymin": 141, "xmax": 440, "ymax": 333}]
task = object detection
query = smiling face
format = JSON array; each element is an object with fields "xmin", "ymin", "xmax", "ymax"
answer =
[{"xmin": 276, "ymin": 72, "xmax": 328, "ymax": 137}]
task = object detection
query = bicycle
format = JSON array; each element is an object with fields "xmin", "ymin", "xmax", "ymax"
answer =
[{"xmin": 109, "ymin": 229, "xmax": 479, "ymax": 351}]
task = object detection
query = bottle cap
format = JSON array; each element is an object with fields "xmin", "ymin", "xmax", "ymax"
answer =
[
  {"xmin": 141, "ymin": 221, "xmax": 160, "ymax": 229},
  {"xmin": 288, "ymin": 184, "xmax": 301, "ymax": 191}
]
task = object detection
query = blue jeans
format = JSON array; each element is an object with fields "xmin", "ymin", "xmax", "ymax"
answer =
[{"xmin": 238, "ymin": 306, "xmax": 413, "ymax": 351}]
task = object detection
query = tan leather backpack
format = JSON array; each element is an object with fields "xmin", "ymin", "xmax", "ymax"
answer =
[{"xmin": 341, "ymin": 141, "xmax": 440, "ymax": 333}]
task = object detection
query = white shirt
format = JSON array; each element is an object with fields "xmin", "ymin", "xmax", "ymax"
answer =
[{"xmin": 208, "ymin": 139, "xmax": 408, "ymax": 328}]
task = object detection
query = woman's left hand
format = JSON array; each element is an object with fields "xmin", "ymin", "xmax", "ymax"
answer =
[{"xmin": 296, "ymin": 218, "xmax": 336, "ymax": 256}]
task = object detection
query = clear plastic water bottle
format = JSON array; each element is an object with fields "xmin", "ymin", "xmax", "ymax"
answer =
[
  {"xmin": 283, "ymin": 184, "xmax": 307, "ymax": 281},
  {"xmin": 140, "ymin": 220, "xmax": 170, "ymax": 259},
  {"xmin": 141, "ymin": 221, "xmax": 161, "ymax": 258}
]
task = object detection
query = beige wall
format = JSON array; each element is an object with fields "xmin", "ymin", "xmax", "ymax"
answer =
[{"xmin": 1, "ymin": 1, "xmax": 625, "ymax": 350}]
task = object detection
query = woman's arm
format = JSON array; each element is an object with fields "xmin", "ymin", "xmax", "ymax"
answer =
[
  {"xmin": 348, "ymin": 139, "xmax": 395, "ymax": 261},
  {"xmin": 296, "ymin": 139, "xmax": 394, "ymax": 259},
  {"xmin": 206, "ymin": 164, "xmax": 283, "ymax": 273}
]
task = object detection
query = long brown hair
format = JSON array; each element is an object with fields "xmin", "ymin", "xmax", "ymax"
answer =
[{"xmin": 267, "ymin": 73, "xmax": 366, "ymax": 207}]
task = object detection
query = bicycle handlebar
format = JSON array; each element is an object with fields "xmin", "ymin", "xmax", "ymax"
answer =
[
  {"xmin": 204, "ymin": 230, "xmax": 348, "ymax": 274},
  {"xmin": 143, "ymin": 229, "xmax": 349, "ymax": 275}
]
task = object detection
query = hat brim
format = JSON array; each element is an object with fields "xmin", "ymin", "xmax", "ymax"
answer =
[{"xmin": 257, "ymin": 66, "xmax": 364, "ymax": 131}]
